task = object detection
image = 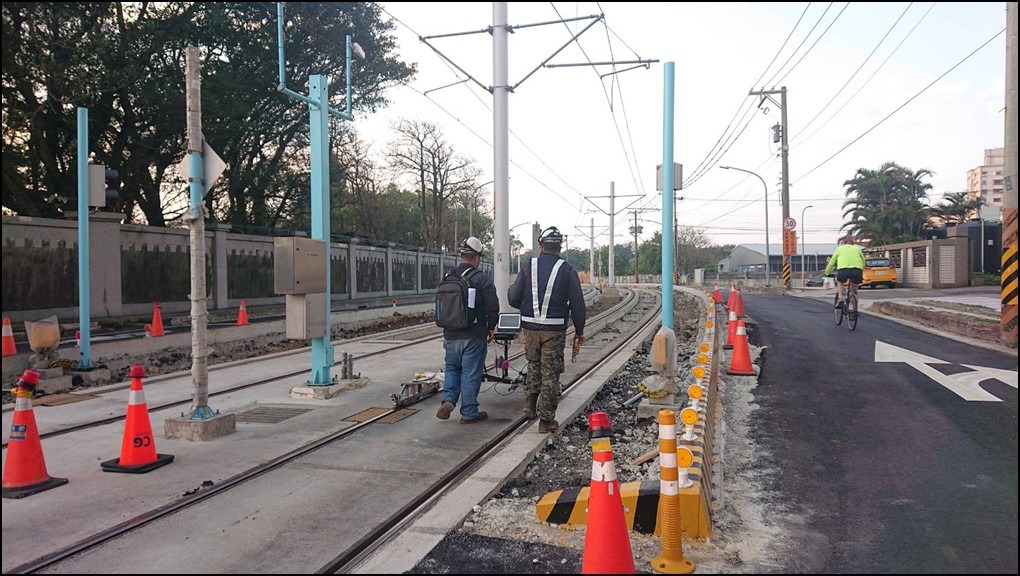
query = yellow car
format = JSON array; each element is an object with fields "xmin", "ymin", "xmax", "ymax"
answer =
[{"xmin": 861, "ymin": 256, "xmax": 897, "ymax": 288}]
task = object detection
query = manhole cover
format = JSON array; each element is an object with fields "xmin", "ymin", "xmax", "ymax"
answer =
[
  {"xmin": 344, "ymin": 407, "xmax": 419, "ymax": 424},
  {"xmin": 35, "ymin": 393, "xmax": 96, "ymax": 406},
  {"xmin": 237, "ymin": 405, "xmax": 314, "ymax": 424}
]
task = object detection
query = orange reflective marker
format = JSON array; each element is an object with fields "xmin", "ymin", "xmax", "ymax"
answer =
[
  {"xmin": 680, "ymin": 407, "xmax": 699, "ymax": 426},
  {"xmin": 680, "ymin": 407, "xmax": 699, "ymax": 441},
  {"xmin": 692, "ymin": 366, "xmax": 706, "ymax": 380}
]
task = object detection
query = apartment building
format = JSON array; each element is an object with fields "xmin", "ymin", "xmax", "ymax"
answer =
[{"xmin": 965, "ymin": 147, "xmax": 1005, "ymax": 208}]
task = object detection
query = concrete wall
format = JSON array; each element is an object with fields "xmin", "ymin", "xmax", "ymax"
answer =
[
  {"xmin": 1, "ymin": 214, "xmax": 492, "ymax": 322},
  {"xmin": 872, "ymin": 237, "xmax": 969, "ymax": 289}
]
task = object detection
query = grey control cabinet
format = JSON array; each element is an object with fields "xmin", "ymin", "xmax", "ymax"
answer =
[{"xmin": 274, "ymin": 237, "xmax": 327, "ymax": 295}]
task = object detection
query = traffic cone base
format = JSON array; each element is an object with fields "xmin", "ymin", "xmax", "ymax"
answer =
[
  {"xmin": 2, "ymin": 475, "xmax": 69, "ymax": 499},
  {"xmin": 3, "ymin": 370, "xmax": 68, "ymax": 499},
  {"xmin": 101, "ymin": 453, "xmax": 174, "ymax": 474}
]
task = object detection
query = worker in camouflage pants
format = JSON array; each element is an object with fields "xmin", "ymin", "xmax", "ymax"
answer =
[
  {"xmin": 507, "ymin": 226, "xmax": 585, "ymax": 434},
  {"xmin": 523, "ymin": 329, "xmax": 566, "ymax": 425}
]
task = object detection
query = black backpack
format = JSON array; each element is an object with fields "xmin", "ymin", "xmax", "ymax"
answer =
[{"xmin": 435, "ymin": 267, "xmax": 479, "ymax": 330}]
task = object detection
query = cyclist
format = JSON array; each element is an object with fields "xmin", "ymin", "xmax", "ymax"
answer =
[{"xmin": 824, "ymin": 235, "xmax": 865, "ymax": 308}]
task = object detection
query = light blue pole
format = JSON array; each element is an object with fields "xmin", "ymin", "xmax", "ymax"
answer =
[
  {"xmin": 276, "ymin": 2, "xmax": 358, "ymax": 384},
  {"xmin": 309, "ymin": 74, "xmax": 334, "ymax": 385},
  {"xmin": 661, "ymin": 62, "xmax": 675, "ymax": 330},
  {"xmin": 76, "ymin": 108, "xmax": 93, "ymax": 369}
]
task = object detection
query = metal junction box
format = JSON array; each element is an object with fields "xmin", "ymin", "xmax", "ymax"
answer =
[
  {"xmin": 286, "ymin": 293, "xmax": 327, "ymax": 340},
  {"xmin": 274, "ymin": 237, "xmax": 327, "ymax": 295}
]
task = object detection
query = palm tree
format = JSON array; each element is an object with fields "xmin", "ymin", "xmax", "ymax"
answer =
[
  {"xmin": 841, "ymin": 161, "xmax": 934, "ymax": 246},
  {"xmin": 930, "ymin": 191, "xmax": 983, "ymax": 225}
]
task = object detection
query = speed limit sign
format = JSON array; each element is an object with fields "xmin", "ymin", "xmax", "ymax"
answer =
[{"xmin": 783, "ymin": 217, "xmax": 796, "ymax": 231}]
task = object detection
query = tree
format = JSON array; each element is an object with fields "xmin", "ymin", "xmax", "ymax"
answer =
[
  {"xmin": 2, "ymin": 2, "xmax": 415, "ymax": 228},
  {"xmin": 841, "ymin": 161, "xmax": 934, "ymax": 246},
  {"xmin": 385, "ymin": 119, "xmax": 483, "ymax": 251},
  {"xmin": 930, "ymin": 191, "xmax": 983, "ymax": 225}
]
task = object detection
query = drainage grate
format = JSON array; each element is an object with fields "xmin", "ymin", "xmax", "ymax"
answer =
[
  {"xmin": 344, "ymin": 407, "xmax": 419, "ymax": 424},
  {"xmin": 236, "ymin": 405, "xmax": 314, "ymax": 424},
  {"xmin": 35, "ymin": 393, "xmax": 96, "ymax": 407}
]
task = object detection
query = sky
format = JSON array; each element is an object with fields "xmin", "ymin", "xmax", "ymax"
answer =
[{"xmin": 354, "ymin": 2, "xmax": 1008, "ymax": 251}]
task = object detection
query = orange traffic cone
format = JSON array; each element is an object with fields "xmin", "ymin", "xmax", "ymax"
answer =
[
  {"xmin": 237, "ymin": 300, "xmax": 249, "ymax": 326},
  {"xmin": 148, "ymin": 302, "xmax": 165, "ymax": 337},
  {"xmin": 2, "ymin": 370, "xmax": 68, "ymax": 499},
  {"xmin": 2, "ymin": 317, "xmax": 16, "ymax": 356},
  {"xmin": 727, "ymin": 320, "xmax": 755, "ymax": 376},
  {"xmin": 712, "ymin": 283, "xmax": 723, "ymax": 304},
  {"xmin": 733, "ymin": 287, "xmax": 746, "ymax": 318},
  {"xmin": 724, "ymin": 310, "xmax": 738, "ymax": 350},
  {"xmin": 101, "ymin": 364, "xmax": 174, "ymax": 473},
  {"xmin": 581, "ymin": 411, "xmax": 635, "ymax": 574}
]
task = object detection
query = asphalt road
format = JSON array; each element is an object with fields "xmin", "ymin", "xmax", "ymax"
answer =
[{"xmin": 742, "ymin": 292, "xmax": 1018, "ymax": 574}]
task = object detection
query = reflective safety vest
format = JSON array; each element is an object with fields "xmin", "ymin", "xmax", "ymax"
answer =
[{"xmin": 523, "ymin": 257, "xmax": 566, "ymax": 326}]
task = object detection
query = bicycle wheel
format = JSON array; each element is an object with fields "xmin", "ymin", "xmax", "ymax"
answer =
[
  {"xmin": 847, "ymin": 293, "xmax": 858, "ymax": 330},
  {"xmin": 834, "ymin": 295, "xmax": 844, "ymax": 325}
]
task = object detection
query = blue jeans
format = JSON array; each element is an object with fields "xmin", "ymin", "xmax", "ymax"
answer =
[{"xmin": 443, "ymin": 338, "xmax": 488, "ymax": 419}]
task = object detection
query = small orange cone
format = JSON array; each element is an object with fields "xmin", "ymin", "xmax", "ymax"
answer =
[
  {"xmin": 581, "ymin": 411, "xmax": 635, "ymax": 574},
  {"xmin": 2, "ymin": 317, "xmax": 17, "ymax": 356},
  {"xmin": 724, "ymin": 310, "xmax": 738, "ymax": 350},
  {"xmin": 2, "ymin": 370, "xmax": 68, "ymax": 499},
  {"xmin": 101, "ymin": 364, "xmax": 174, "ymax": 473},
  {"xmin": 237, "ymin": 300, "xmax": 249, "ymax": 326},
  {"xmin": 733, "ymin": 287, "xmax": 746, "ymax": 318},
  {"xmin": 148, "ymin": 302, "xmax": 165, "ymax": 337},
  {"xmin": 727, "ymin": 320, "xmax": 755, "ymax": 376},
  {"xmin": 712, "ymin": 283, "xmax": 723, "ymax": 304}
]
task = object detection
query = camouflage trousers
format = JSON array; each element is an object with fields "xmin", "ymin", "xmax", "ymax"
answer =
[{"xmin": 522, "ymin": 329, "xmax": 566, "ymax": 422}]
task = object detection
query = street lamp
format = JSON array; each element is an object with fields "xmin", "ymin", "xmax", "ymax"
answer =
[
  {"xmin": 800, "ymin": 204, "xmax": 813, "ymax": 284},
  {"xmin": 720, "ymin": 166, "xmax": 770, "ymax": 286},
  {"xmin": 509, "ymin": 221, "xmax": 531, "ymax": 274}
]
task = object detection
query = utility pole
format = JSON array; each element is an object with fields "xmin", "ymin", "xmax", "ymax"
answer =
[
  {"xmin": 585, "ymin": 182, "xmax": 642, "ymax": 291},
  {"xmin": 751, "ymin": 86, "xmax": 791, "ymax": 289},
  {"xmin": 419, "ymin": 4, "xmax": 654, "ymax": 306},
  {"xmin": 1003, "ymin": 1, "xmax": 1018, "ymax": 344}
]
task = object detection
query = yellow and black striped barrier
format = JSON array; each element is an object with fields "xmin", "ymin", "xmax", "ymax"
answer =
[{"xmin": 1003, "ymin": 243, "xmax": 1018, "ymax": 307}]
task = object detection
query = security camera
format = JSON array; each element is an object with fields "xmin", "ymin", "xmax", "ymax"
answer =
[{"xmin": 352, "ymin": 42, "xmax": 366, "ymax": 60}]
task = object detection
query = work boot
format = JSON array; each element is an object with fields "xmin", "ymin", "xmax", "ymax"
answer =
[
  {"xmin": 539, "ymin": 419, "xmax": 559, "ymax": 434},
  {"xmin": 436, "ymin": 401, "xmax": 455, "ymax": 420},
  {"xmin": 522, "ymin": 394, "xmax": 538, "ymax": 420},
  {"xmin": 460, "ymin": 411, "xmax": 488, "ymax": 424}
]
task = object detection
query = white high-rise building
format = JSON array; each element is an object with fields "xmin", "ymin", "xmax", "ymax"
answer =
[{"xmin": 966, "ymin": 147, "xmax": 1005, "ymax": 208}]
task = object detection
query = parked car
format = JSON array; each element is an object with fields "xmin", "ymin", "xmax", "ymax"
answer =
[
  {"xmin": 861, "ymin": 256, "xmax": 897, "ymax": 288},
  {"xmin": 805, "ymin": 274, "xmax": 826, "ymax": 287}
]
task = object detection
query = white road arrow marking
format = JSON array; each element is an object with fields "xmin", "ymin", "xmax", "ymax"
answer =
[{"xmin": 874, "ymin": 341, "xmax": 1015, "ymax": 402}]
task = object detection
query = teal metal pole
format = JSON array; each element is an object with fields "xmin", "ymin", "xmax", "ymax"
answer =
[
  {"xmin": 309, "ymin": 74, "xmax": 334, "ymax": 385},
  {"xmin": 77, "ymin": 108, "xmax": 93, "ymax": 368},
  {"xmin": 661, "ymin": 62, "xmax": 675, "ymax": 330}
]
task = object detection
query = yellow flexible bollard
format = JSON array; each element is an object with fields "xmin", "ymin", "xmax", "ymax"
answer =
[{"xmin": 650, "ymin": 409, "xmax": 695, "ymax": 574}]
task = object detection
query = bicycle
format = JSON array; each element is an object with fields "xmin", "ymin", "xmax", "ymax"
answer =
[{"xmin": 831, "ymin": 274, "xmax": 858, "ymax": 330}]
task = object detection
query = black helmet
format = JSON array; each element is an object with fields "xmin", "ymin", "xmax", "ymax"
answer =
[{"xmin": 538, "ymin": 226, "xmax": 563, "ymax": 245}]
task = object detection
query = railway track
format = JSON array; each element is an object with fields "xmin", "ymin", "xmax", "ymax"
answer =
[{"xmin": 3, "ymin": 289, "xmax": 654, "ymax": 574}]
